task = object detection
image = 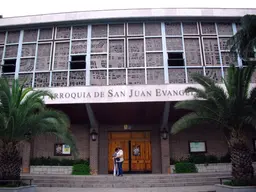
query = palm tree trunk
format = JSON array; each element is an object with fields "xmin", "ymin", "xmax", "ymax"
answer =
[
  {"xmin": 230, "ymin": 131, "xmax": 254, "ymax": 181},
  {"xmin": 0, "ymin": 142, "xmax": 21, "ymax": 180}
]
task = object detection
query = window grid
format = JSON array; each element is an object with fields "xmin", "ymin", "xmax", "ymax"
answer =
[{"xmin": 0, "ymin": 21, "xmax": 244, "ymax": 87}]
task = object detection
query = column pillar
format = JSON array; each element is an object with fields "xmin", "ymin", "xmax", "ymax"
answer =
[
  {"xmin": 22, "ymin": 141, "xmax": 31, "ymax": 173},
  {"xmin": 89, "ymin": 127, "xmax": 99, "ymax": 175},
  {"xmin": 160, "ymin": 130, "xmax": 170, "ymax": 174}
]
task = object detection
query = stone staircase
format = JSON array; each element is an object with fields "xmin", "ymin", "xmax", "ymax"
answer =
[{"xmin": 21, "ymin": 172, "xmax": 230, "ymax": 188}]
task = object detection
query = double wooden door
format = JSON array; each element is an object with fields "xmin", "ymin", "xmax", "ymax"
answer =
[{"xmin": 108, "ymin": 132, "xmax": 152, "ymax": 173}]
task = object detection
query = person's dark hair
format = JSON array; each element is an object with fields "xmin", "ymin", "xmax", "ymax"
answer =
[{"xmin": 115, "ymin": 148, "xmax": 119, "ymax": 152}]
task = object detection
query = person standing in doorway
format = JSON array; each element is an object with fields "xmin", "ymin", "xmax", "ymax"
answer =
[
  {"xmin": 115, "ymin": 147, "xmax": 124, "ymax": 176},
  {"xmin": 112, "ymin": 148, "xmax": 119, "ymax": 176}
]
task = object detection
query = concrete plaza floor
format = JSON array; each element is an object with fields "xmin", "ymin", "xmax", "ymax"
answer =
[{"xmin": 36, "ymin": 185, "xmax": 216, "ymax": 192}]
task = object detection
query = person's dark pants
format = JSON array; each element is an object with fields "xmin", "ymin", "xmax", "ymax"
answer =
[{"xmin": 117, "ymin": 161, "xmax": 123, "ymax": 176}]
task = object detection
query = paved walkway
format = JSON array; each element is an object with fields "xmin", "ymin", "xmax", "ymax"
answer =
[{"xmin": 37, "ymin": 185, "xmax": 216, "ymax": 192}]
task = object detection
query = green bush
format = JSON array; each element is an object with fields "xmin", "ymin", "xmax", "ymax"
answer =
[
  {"xmin": 30, "ymin": 157, "xmax": 89, "ymax": 166},
  {"xmin": 72, "ymin": 164, "xmax": 90, "ymax": 175},
  {"xmin": 220, "ymin": 153, "xmax": 231, "ymax": 163},
  {"xmin": 188, "ymin": 154, "xmax": 207, "ymax": 164},
  {"xmin": 174, "ymin": 162, "xmax": 198, "ymax": 173},
  {"xmin": 206, "ymin": 155, "xmax": 219, "ymax": 163},
  {"xmin": 224, "ymin": 178, "xmax": 256, "ymax": 186}
]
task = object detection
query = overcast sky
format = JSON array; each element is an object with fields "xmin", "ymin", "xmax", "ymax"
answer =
[{"xmin": 1, "ymin": 0, "xmax": 256, "ymax": 17}]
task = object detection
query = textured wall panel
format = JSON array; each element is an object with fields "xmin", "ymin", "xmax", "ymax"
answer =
[
  {"xmin": 183, "ymin": 23, "xmax": 198, "ymax": 35},
  {"xmin": 72, "ymin": 26, "xmax": 87, "ymax": 39},
  {"xmin": 91, "ymin": 25, "xmax": 107, "ymax": 38},
  {"xmin": 128, "ymin": 39, "xmax": 144, "ymax": 67},
  {"xmin": 19, "ymin": 73, "xmax": 33, "ymax": 87},
  {"xmin": 20, "ymin": 58, "xmax": 34, "ymax": 72},
  {"xmin": 7, "ymin": 31, "xmax": 20, "ymax": 44},
  {"xmin": 145, "ymin": 23, "xmax": 161, "ymax": 36},
  {"xmin": 5, "ymin": 45, "xmax": 18, "ymax": 58},
  {"xmin": 187, "ymin": 68, "xmax": 204, "ymax": 83},
  {"xmin": 51, "ymin": 72, "xmax": 68, "ymax": 87},
  {"xmin": 36, "ymin": 43, "xmax": 51, "ymax": 71},
  {"xmin": 109, "ymin": 24, "xmax": 124, "ymax": 36},
  {"xmin": 21, "ymin": 44, "xmax": 36, "ymax": 57},
  {"xmin": 205, "ymin": 68, "xmax": 222, "ymax": 82},
  {"xmin": 219, "ymin": 38, "xmax": 230, "ymax": 51},
  {"xmin": 23, "ymin": 30, "xmax": 38, "ymax": 42},
  {"xmin": 71, "ymin": 41, "xmax": 87, "ymax": 54},
  {"xmin": 69, "ymin": 71, "xmax": 86, "ymax": 86},
  {"xmin": 146, "ymin": 53, "xmax": 163, "ymax": 67},
  {"xmin": 221, "ymin": 52, "xmax": 237, "ymax": 66},
  {"xmin": 203, "ymin": 38, "xmax": 220, "ymax": 66},
  {"xmin": 0, "ymin": 32, "xmax": 5, "ymax": 44},
  {"xmin": 0, "ymin": 47, "xmax": 3, "ymax": 61},
  {"xmin": 54, "ymin": 42, "xmax": 69, "ymax": 70},
  {"xmin": 217, "ymin": 23, "xmax": 233, "ymax": 35},
  {"xmin": 90, "ymin": 54, "xmax": 107, "ymax": 68},
  {"xmin": 128, "ymin": 23, "xmax": 143, "ymax": 36},
  {"xmin": 184, "ymin": 38, "xmax": 201, "ymax": 66},
  {"xmin": 109, "ymin": 40, "xmax": 125, "ymax": 68},
  {"xmin": 165, "ymin": 23, "xmax": 181, "ymax": 35},
  {"xmin": 109, "ymin": 70, "xmax": 126, "ymax": 85},
  {"xmin": 146, "ymin": 38, "xmax": 162, "ymax": 51},
  {"xmin": 90, "ymin": 70, "xmax": 107, "ymax": 85},
  {"xmin": 128, "ymin": 69, "xmax": 145, "ymax": 84},
  {"xmin": 34, "ymin": 73, "xmax": 50, "ymax": 87},
  {"xmin": 201, "ymin": 23, "xmax": 216, "ymax": 34},
  {"xmin": 166, "ymin": 38, "xmax": 183, "ymax": 51},
  {"xmin": 56, "ymin": 27, "xmax": 71, "ymax": 39},
  {"xmin": 39, "ymin": 28, "xmax": 53, "ymax": 40},
  {"xmin": 147, "ymin": 69, "xmax": 164, "ymax": 84},
  {"xmin": 91, "ymin": 40, "xmax": 107, "ymax": 53},
  {"xmin": 168, "ymin": 68, "xmax": 186, "ymax": 84}
]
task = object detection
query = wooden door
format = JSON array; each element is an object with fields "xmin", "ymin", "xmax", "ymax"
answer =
[
  {"xmin": 108, "ymin": 132, "xmax": 152, "ymax": 173},
  {"xmin": 130, "ymin": 140, "xmax": 151, "ymax": 172},
  {"xmin": 108, "ymin": 133, "xmax": 130, "ymax": 172}
]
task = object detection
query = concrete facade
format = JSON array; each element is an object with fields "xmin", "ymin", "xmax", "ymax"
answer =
[{"xmin": 1, "ymin": 8, "xmax": 256, "ymax": 175}]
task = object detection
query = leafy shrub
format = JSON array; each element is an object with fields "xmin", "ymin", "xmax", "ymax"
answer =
[
  {"xmin": 188, "ymin": 154, "xmax": 207, "ymax": 164},
  {"xmin": 30, "ymin": 157, "xmax": 89, "ymax": 166},
  {"xmin": 206, "ymin": 155, "xmax": 219, "ymax": 163},
  {"xmin": 224, "ymin": 178, "xmax": 256, "ymax": 186},
  {"xmin": 220, "ymin": 153, "xmax": 231, "ymax": 163},
  {"xmin": 72, "ymin": 164, "xmax": 90, "ymax": 175},
  {"xmin": 174, "ymin": 162, "xmax": 198, "ymax": 173}
]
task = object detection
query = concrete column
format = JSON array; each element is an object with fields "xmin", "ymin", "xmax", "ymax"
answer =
[
  {"xmin": 22, "ymin": 141, "xmax": 31, "ymax": 173},
  {"xmin": 89, "ymin": 127, "xmax": 99, "ymax": 175},
  {"xmin": 160, "ymin": 134, "xmax": 170, "ymax": 174}
]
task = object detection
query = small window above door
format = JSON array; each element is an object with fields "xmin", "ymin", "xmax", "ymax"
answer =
[
  {"xmin": 70, "ymin": 55, "xmax": 86, "ymax": 69},
  {"xmin": 168, "ymin": 52, "xmax": 184, "ymax": 67}
]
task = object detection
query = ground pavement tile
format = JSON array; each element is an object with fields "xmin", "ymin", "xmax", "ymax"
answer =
[{"xmin": 36, "ymin": 185, "xmax": 216, "ymax": 192}]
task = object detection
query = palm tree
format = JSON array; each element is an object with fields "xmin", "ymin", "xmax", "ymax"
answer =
[
  {"xmin": 0, "ymin": 78, "xmax": 78, "ymax": 180},
  {"xmin": 171, "ymin": 64, "xmax": 255, "ymax": 182},
  {"xmin": 229, "ymin": 14, "xmax": 256, "ymax": 61}
]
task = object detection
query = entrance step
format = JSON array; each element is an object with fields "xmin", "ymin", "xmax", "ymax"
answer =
[{"xmin": 22, "ymin": 172, "xmax": 230, "ymax": 188}]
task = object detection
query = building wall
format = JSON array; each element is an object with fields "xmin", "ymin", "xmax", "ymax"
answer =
[
  {"xmin": 169, "ymin": 125, "xmax": 256, "ymax": 161},
  {"xmin": 0, "ymin": 21, "xmax": 250, "ymax": 88},
  {"xmin": 32, "ymin": 124, "xmax": 90, "ymax": 160}
]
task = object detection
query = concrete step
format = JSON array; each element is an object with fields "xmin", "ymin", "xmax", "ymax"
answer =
[{"xmin": 21, "ymin": 173, "xmax": 230, "ymax": 188}]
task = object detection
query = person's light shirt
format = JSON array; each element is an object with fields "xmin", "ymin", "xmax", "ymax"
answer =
[{"xmin": 116, "ymin": 149, "xmax": 124, "ymax": 162}]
